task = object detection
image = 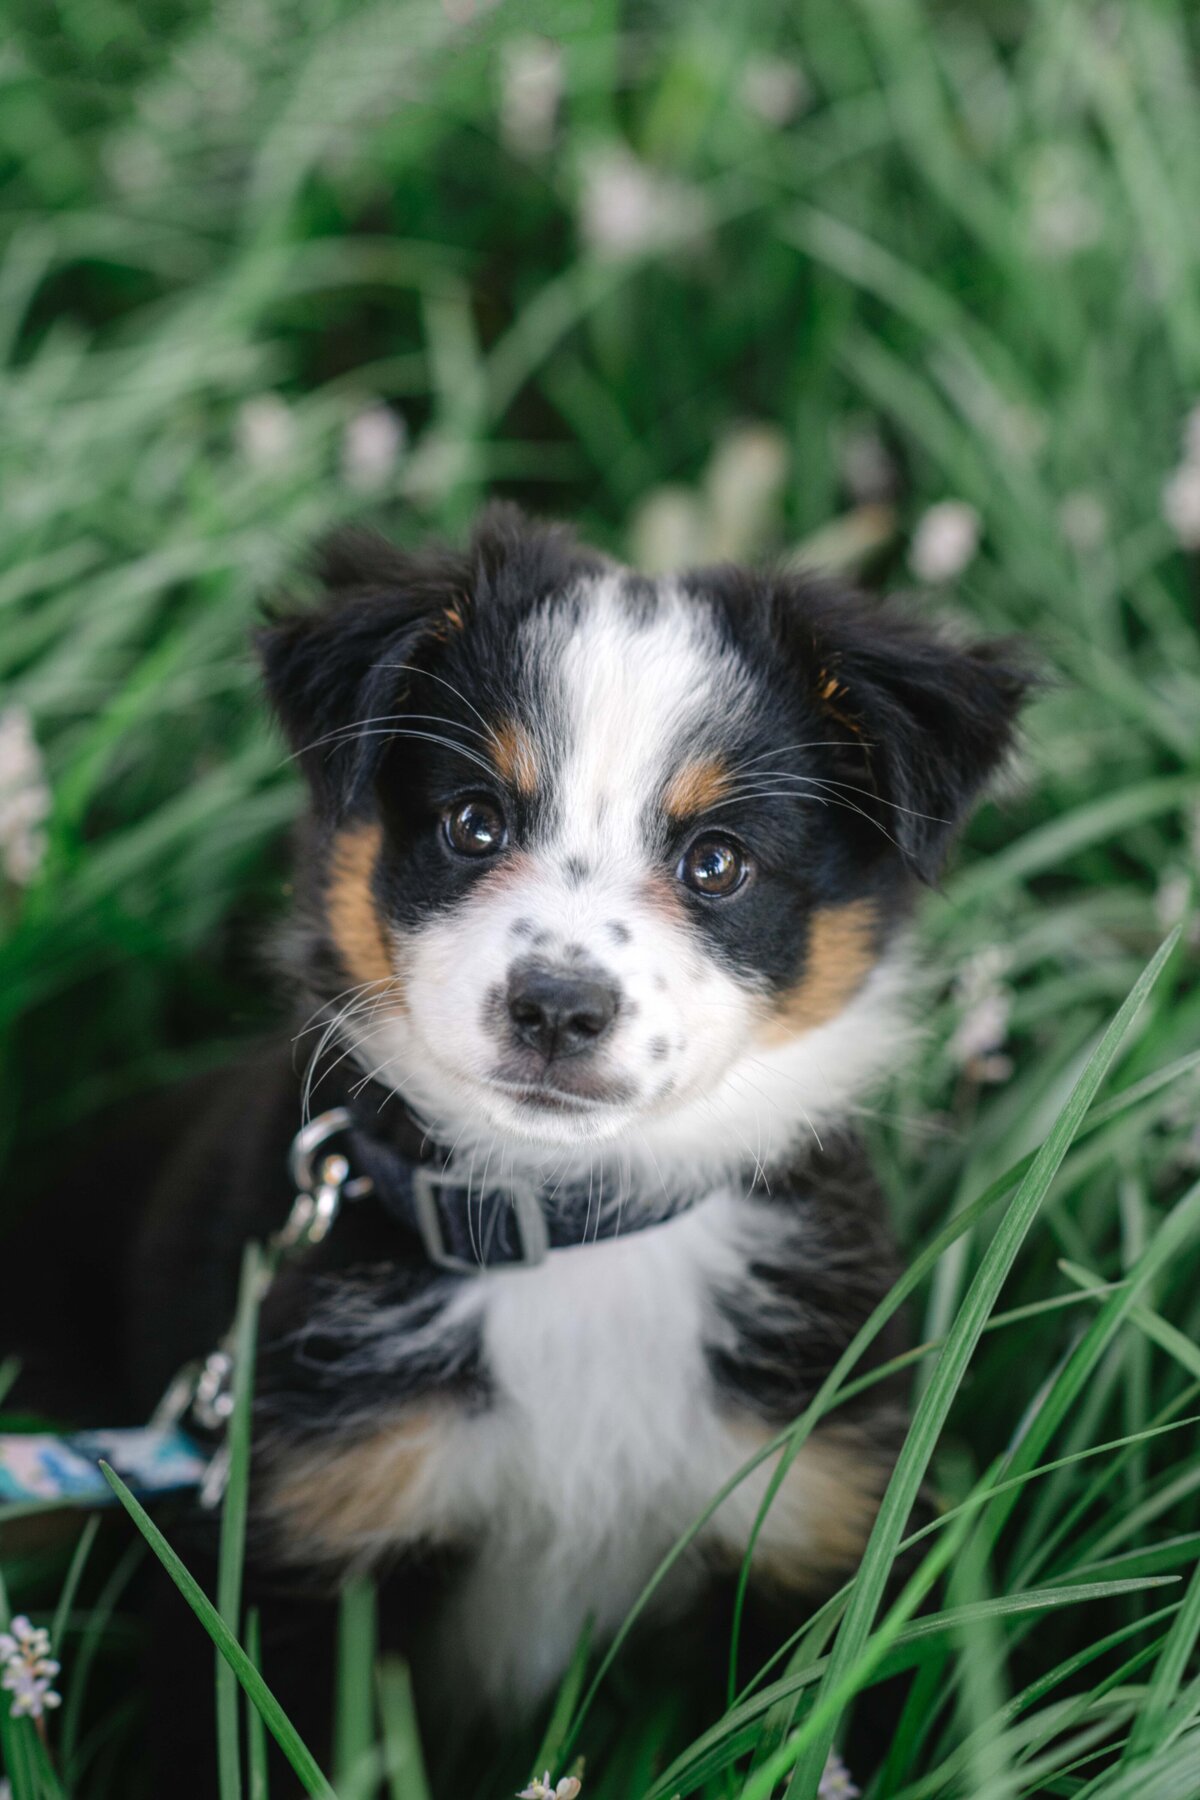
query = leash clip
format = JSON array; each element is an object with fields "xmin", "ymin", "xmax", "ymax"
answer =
[{"xmin": 276, "ymin": 1108, "xmax": 373, "ymax": 1253}]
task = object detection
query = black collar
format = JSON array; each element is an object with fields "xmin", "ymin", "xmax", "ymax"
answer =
[{"xmin": 297, "ymin": 1085, "xmax": 690, "ymax": 1274}]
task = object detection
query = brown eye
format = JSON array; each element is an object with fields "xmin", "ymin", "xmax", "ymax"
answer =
[
  {"xmin": 677, "ymin": 836, "xmax": 749, "ymax": 897},
  {"xmin": 443, "ymin": 797, "xmax": 507, "ymax": 857}
]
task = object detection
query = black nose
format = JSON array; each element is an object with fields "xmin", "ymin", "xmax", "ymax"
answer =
[{"xmin": 506, "ymin": 964, "xmax": 620, "ymax": 1061}]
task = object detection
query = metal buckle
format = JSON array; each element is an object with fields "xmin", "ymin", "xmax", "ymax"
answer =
[{"xmin": 410, "ymin": 1165, "xmax": 550, "ymax": 1272}]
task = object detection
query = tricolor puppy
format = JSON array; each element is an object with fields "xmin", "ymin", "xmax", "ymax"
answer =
[{"xmin": 134, "ymin": 505, "xmax": 1029, "ymax": 1753}]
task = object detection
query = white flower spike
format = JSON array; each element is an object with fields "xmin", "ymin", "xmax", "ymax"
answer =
[
  {"xmin": 909, "ymin": 499, "xmax": 981, "ymax": 583},
  {"xmin": 1, "ymin": 1614, "xmax": 63, "ymax": 1721},
  {"xmin": 235, "ymin": 394, "xmax": 295, "ymax": 469},
  {"xmin": 576, "ymin": 145, "xmax": 708, "ymax": 262},
  {"xmin": 500, "ymin": 37, "xmax": 563, "ymax": 158},
  {"xmin": 818, "ymin": 1748, "xmax": 861, "ymax": 1799},
  {"xmin": 342, "ymin": 403, "xmax": 406, "ymax": 493},
  {"xmin": 0, "ymin": 708, "xmax": 51, "ymax": 888},
  {"xmin": 516, "ymin": 1773, "xmax": 581, "ymax": 1800},
  {"xmin": 1163, "ymin": 460, "xmax": 1200, "ymax": 549}
]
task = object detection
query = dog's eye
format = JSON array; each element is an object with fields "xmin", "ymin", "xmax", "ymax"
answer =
[
  {"xmin": 677, "ymin": 836, "xmax": 749, "ymax": 897},
  {"xmin": 443, "ymin": 797, "xmax": 507, "ymax": 857}
]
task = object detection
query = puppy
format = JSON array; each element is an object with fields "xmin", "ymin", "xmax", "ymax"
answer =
[{"xmin": 131, "ymin": 504, "xmax": 1029, "ymax": 1766}]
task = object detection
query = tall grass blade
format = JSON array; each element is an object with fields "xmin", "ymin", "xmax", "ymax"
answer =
[
  {"xmin": 217, "ymin": 1241, "xmax": 266, "ymax": 1800},
  {"xmin": 246, "ymin": 1610, "xmax": 270, "ymax": 1800},
  {"xmin": 99, "ymin": 1463, "xmax": 335, "ymax": 1799},
  {"xmin": 334, "ymin": 1574, "xmax": 378, "ymax": 1796},
  {"xmin": 783, "ymin": 932, "xmax": 1179, "ymax": 1798},
  {"xmin": 376, "ymin": 1657, "xmax": 433, "ymax": 1800}
]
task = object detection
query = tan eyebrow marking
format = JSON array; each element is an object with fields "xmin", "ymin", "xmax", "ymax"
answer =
[
  {"xmin": 490, "ymin": 718, "xmax": 538, "ymax": 795},
  {"xmin": 760, "ymin": 899, "xmax": 878, "ymax": 1041},
  {"xmin": 662, "ymin": 756, "xmax": 733, "ymax": 820}
]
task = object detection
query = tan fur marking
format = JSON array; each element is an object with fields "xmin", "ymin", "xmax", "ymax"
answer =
[
  {"xmin": 761, "ymin": 899, "xmax": 878, "ymax": 1042},
  {"xmin": 662, "ymin": 756, "xmax": 733, "ymax": 819},
  {"xmin": 267, "ymin": 1410, "xmax": 452, "ymax": 1567},
  {"xmin": 815, "ymin": 666, "xmax": 864, "ymax": 738},
  {"xmin": 327, "ymin": 821, "xmax": 393, "ymax": 986},
  {"xmin": 491, "ymin": 719, "xmax": 538, "ymax": 796},
  {"xmin": 712, "ymin": 1424, "xmax": 886, "ymax": 1590}
]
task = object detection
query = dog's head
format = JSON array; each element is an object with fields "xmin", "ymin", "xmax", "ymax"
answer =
[{"xmin": 262, "ymin": 506, "xmax": 1030, "ymax": 1175}]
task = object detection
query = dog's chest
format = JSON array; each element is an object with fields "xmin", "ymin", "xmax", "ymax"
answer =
[
  {"xmin": 476, "ymin": 1193, "xmax": 740, "ymax": 1520},
  {"xmin": 264, "ymin": 1193, "xmax": 852, "ymax": 1711},
  {"xmin": 425, "ymin": 1195, "xmax": 760, "ymax": 1701}
]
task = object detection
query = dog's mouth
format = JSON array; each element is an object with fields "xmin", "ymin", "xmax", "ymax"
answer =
[
  {"xmin": 486, "ymin": 1065, "xmax": 638, "ymax": 1115},
  {"xmin": 489, "ymin": 1082, "xmax": 602, "ymax": 1114}
]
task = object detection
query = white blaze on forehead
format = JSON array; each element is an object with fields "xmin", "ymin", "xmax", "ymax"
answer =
[{"xmin": 526, "ymin": 573, "xmax": 752, "ymax": 856}]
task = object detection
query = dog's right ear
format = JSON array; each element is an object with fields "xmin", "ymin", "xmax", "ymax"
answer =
[
  {"xmin": 257, "ymin": 528, "xmax": 473, "ymax": 816},
  {"xmin": 767, "ymin": 577, "xmax": 1035, "ymax": 883}
]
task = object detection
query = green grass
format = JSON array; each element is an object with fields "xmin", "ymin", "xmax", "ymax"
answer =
[{"xmin": 2, "ymin": 0, "xmax": 1200, "ymax": 1794}]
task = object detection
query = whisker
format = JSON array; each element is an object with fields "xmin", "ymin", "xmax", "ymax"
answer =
[
  {"xmin": 632, "ymin": 1123, "xmax": 682, "ymax": 1223},
  {"xmin": 690, "ymin": 1083, "xmax": 771, "ymax": 1195},
  {"xmin": 306, "ymin": 990, "xmax": 406, "ymax": 1119},
  {"xmin": 474, "ymin": 1134, "xmax": 499, "ymax": 1265},
  {"xmin": 701, "ymin": 788, "xmax": 832, "ymax": 814},
  {"xmin": 379, "ymin": 662, "xmax": 502, "ymax": 750},
  {"xmin": 302, "ymin": 994, "xmax": 380, "ymax": 1121},
  {"xmin": 777, "ymin": 778, "xmax": 903, "ymax": 852},
  {"xmin": 292, "ymin": 712, "xmax": 492, "ymax": 763},
  {"xmin": 702, "ymin": 780, "xmax": 902, "ymax": 852},
  {"xmin": 583, "ymin": 1151, "xmax": 596, "ymax": 1245},
  {"xmin": 722, "ymin": 740, "xmax": 876, "ymax": 780},
  {"xmin": 291, "ymin": 978, "xmax": 395, "ymax": 1043},
  {"xmin": 731, "ymin": 769, "xmax": 948, "ymax": 826},
  {"xmin": 737, "ymin": 1057, "xmax": 826, "ymax": 1155},
  {"xmin": 713, "ymin": 1063, "xmax": 795, "ymax": 1183},
  {"xmin": 320, "ymin": 726, "xmax": 500, "ymax": 781}
]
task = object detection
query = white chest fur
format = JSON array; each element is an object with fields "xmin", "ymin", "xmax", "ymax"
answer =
[
  {"xmin": 421, "ymin": 1194, "xmax": 746, "ymax": 1706},
  {"xmin": 266, "ymin": 1193, "xmax": 880, "ymax": 1714},
  {"xmin": 427, "ymin": 1191, "xmax": 879, "ymax": 1713}
]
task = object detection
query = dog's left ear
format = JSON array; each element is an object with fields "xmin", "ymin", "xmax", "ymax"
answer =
[
  {"xmin": 772, "ymin": 579, "xmax": 1036, "ymax": 882},
  {"xmin": 258, "ymin": 506, "xmax": 592, "ymax": 815},
  {"xmin": 257, "ymin": 527, "xmax": 474, "ymax": 814}
]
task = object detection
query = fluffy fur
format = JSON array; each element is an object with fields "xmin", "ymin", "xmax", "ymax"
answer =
[{"xmin": 126, "ymin": 504, "xmax": 1030, "ymax": 1781}]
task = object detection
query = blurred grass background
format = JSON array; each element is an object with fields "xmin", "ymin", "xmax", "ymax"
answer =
[{"xmin": 1, "ymin": 0, "xmax": 1200, "ymax": 1795}]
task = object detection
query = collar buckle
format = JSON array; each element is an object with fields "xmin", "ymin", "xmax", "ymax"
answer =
[{"xmin": 410, "ymin": 1164, "xmax": 551, "ymax": 1272}]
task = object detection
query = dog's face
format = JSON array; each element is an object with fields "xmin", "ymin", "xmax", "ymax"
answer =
[{"xmin": 263, "ymin": 509, "xmax": 1028, "ymax": 1172}]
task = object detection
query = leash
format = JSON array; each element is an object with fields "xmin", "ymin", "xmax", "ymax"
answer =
[
  {"xmin": 0, "ymin": 1110, "xmax": 362, "ymax": 1510},
  {"xmin": 0, "ymin": 1103, "xmax": 690, "ymax": 1510}
]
